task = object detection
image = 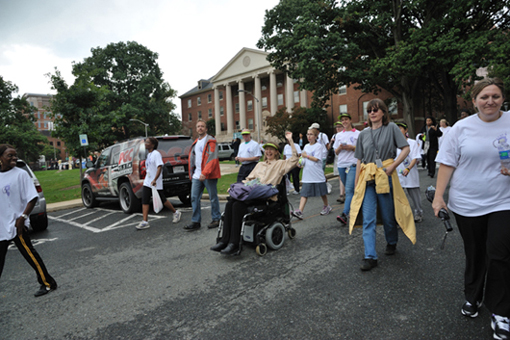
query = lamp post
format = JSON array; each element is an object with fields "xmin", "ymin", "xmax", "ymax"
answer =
[
  {"xmin": 237, "ymin": 89, "xmax": 261, "ymax": 143},
  {"xmin": 129, "ymin": 118, "xmax": 149, "ymax": 138}
]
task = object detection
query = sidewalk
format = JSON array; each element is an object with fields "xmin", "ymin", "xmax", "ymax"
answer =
[{"xmin": 47, "ymin": 163, "xmax": 337, "ymax": 212}]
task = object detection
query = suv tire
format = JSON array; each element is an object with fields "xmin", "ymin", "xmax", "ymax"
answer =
[
  {"xmin": 119, "ymin": 182, "xmax": 141, "ymax": 214},
  {"xmin": 82, "ymin": 183, "xmax": 98, "ymax": 208}
]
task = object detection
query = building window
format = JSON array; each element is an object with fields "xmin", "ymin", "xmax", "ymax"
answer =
[
  {"xmin": 219, "ymin": 91, "xmax": 223, "ymax": 100},
  {"xmin": 294, "ymin": 91, "xmax": 300, "ymax": 103},
  {"xmin": 236, "ymin": 121, "xmax": 240, "ymax": 130},
  {"xmin": 339, "ymin": 85, "xmax": 347, "ymax": 95},
  {"xmin": 198, "ymin": 111, "xmax": 202, "ymax": 119},
  {"xmin": 221, "ymin": 122, "xmax": 225, "ymax": 131},
  {"xmin": 188, "ymin": 99, "xmax": 192, "ymax": 108},
  {"xmin": 197, "ymin": 97, "xmax": 201, "ymax": 106},
  {"xmin": 262, "ymin": 85, "xmax": 267, "ymax": 90},
  {"xmin": 235, "ymin": 103, "xmax": 239, "ymax": 113},
  {"xmin": 339, "ymin": 104, "xmax": 348, "ymax": 115},
  {"xmin": 388, "ymin": 98, "xmax": 398, "ymax": 116},
  {"xmin": 57, "ymin": 141, "xmax": 61, "ymax": 146},
  {"xmin": 248, "ymin": 119, "xmax": 254, "ymax": 130},
  {"xmin": 208, "ymin": 108, "xmax": 212, "ymax": 118},
  {"xmin": 220, "ymin": 106, "xmax": 224, "ymax": 116},
  {"xmin": 188, "ymin": 113, "xmax": 192, "ymax": 121},
  {"xmin": 189, "ymin": 128, "xmax": 193, "ymax": 136},
  {"xmin": 44, "ymin": 122, "xmax": 47, "ymax": 129},
  {"xmin": 262, "ymin": 97, "xmax": 268, "ymax": 108},
  {"xmin": 247, "ymin": 100, "xmax": 253, "ymax": 111},
  {"xmin": 207, "ymin": 94, "xmax": 212, "ymax": 103},
  {"xmin": 49, "ymin": 141, "xmax": 53, "ymax": 146},
  {"xmin": 277, "ymin": 94, "xmax": 284, "ymax": 106}
]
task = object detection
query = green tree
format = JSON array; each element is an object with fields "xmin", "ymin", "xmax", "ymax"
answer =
[
  {"xmin": 206, "ymin": 118, "xmax": 216, "ymax": 137},
  {"xmin": 0, "ymin": 76, "xmax": 48, "ymax": 162},
  {"xmin": 266, "ymin": 106, "xmax": 328, "ymax": 142},
  {"xmin": 258, "ymin": 0, "xmax": 510, "ymax": 135},
  {"xmin": 49, "ymin": 41, "xmax": 181, "ymax": 156}
]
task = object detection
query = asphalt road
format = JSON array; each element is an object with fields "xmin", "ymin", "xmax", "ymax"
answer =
[{"xmin": 0, "ymin": 169, "xmax": 493, "ymax": 340}]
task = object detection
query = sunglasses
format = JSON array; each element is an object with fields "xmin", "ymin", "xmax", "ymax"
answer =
[{"xmin": 366, "ymin": 108, "xmax": 380, "ymax": 113}]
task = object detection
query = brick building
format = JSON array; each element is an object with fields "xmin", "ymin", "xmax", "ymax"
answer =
[
  {"xmin": 23, "ymin": 93, "xmax": 67, "ymax": 160},
  {"xmin": 180, "ymin": 47, "xmax": 403, "ymax": 142}
]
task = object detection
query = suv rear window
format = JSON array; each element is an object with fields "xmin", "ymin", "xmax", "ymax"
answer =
[{"xmin": 154, "ymin": 138, "xmax": 191, "ymax": 159}]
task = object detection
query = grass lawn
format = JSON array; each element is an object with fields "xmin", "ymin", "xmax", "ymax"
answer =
[{"xmin": 35, "ymin": 169, "xmax": 82, "ymax": 204}]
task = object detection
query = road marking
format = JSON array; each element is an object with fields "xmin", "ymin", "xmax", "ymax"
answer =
[
  {"xmin": 8, "ymin": 238, "xmax": 58, "ymax": 250},
  {"xmin": 57, "ymin": 208, "xmax": 86, "ymax": 218}
]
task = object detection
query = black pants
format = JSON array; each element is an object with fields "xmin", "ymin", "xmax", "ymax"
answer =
[
  {"xmin": 426, "ymin": 148, "xmax": 438, "ymax": 177},
  {"xmin": 237, "ymin": 162, "xmax": 257, "ymax": 183},
  {"xmin": 220, "ymin": 199, "xmax": 249, "ymax": 244},
  {"xmin": 0, "ymin": 229, "xmax": 57, "ymax": 289},
  {"xmin": 453, "ymin": 210, "xmax": 510, "ymax": 317},
  {"xmin": 287, "ymin": 167, "xmax": 301, "ymax": 193}
]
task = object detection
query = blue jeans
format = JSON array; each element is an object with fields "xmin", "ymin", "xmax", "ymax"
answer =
[
  {"xmin": 338, "ymin": 165, "xmax": 356, "ymax": 215},
  {"xmin": 361, "ymin": 176, "xmax": 399, "ymax": 260},
  {"xmin": 191, "ymin": 178, "xmax": 221, "ymax": 224}
]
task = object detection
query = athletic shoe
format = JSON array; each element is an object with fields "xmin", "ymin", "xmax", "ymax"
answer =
[
  {"xmin": 385, "ymin": 243, "xmax": 397, "ymax": 255},
  {"xmin": 136, "ymin": 221, "xmax": 150, "ymax": 230},
  {"xmin": 34, "ymin": 284, "xmax": 57, "ymax": 297},
  {"xmin": 462, "ymin": 301, "xmax": 482, "ymax": 318},
  {"xmin": 292, "ymin": 191, "xmax": 300, "ymax": 195},
  {"xmin": 320, "ymin": 205, "xmax": 332, "ymax": 215},
  {"xmin": 172, "ymin": 210, "xmax": 182, "ymax": 223},
  {"xmin": 337, "ymin": 213, "xmax": 348, "ymax": 225},
  {"xmin": 360, "ymin": 258, "xmax": 378, "ymax": 271},
  {"xmin": 292, "ymin": 209, "xmax": 303, "ymax": 220},
  {"xmin": 414, "ymin": 215, "xmax": 423, "ymax": 223},
  {"xmin": 492, "ymin": 314, "xmax": 510, "ymax": 340}
]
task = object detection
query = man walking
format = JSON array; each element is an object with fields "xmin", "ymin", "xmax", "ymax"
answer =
[
  {"xmin": 235, "ymin": 129, "xmax": 262, "ymax": 182},
  {"xmin": 183, "ymin": 120, "xmax": 222, "ymax": 231}
]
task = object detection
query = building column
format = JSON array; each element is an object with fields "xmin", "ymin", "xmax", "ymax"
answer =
[
  {"xmin": 270, "ymin": 71, "xmax": 277, "ymax": 116},
  {"xmin": 285, "ymin": 74, "xmax": 294, "ymax": 113},
  {"xmin": 238, "ymin": 80, "xmax": 246, "ymax": 130},
  {"xmin": 226, "ymin": 84, "xmax": 234, "ymax": 135},
  {"xmin": 254, "ymin": 75, "xmax": 262, "ymax": 142},
  {"xmin": 214, "ymin": 87, "xmax": 221, "ymax": 136},
  {"xmin": 300, "ymin": 78, "xmax": 308, "ymax": 108}
]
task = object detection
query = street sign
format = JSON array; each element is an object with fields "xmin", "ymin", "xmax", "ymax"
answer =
[{"xmin": 79, "ymin": 134, "xmax": 89, "ymax": 146}]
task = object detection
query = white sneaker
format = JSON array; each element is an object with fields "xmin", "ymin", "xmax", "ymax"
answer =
[
  {"xmin": 173, "ymin": 210, "xmax": 182, "ymax": 223},
  {"xmin": 292, "ymin": 191, "xmax": 300, "ymax": 195},
  {"xmin": 320, "ymin": 205, "xmax": 332, "ymax": 215},
  {"xmin": 492, "ymin": 314, "xmax": 510, "ymax": 340},
  {"xmin": 136, "ymin": 221, "xmax": 150, "ymax": 230}
]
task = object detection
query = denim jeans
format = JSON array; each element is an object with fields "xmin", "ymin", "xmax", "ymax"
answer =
[
  {"xmin": 191, "ymin": 178, "xmax": 221, "ymax": 224},
  {"xmin": 338, "ymin": 165, "xmax": 356, "ymax": 215},
  {"xmin": 361, "ymin": 176, "xmax": 399, "ymax": 259}
]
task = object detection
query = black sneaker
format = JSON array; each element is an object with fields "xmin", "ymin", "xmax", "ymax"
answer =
[
  {"xmin": 337, "ymin": 213, "xmax": 348, "ymax": 225},
  {"xmin": 461, "ymin": 300, "xmax": 482, "ymax": 318},
  {"xmin": 183, "ymin": 222, "xmax": 201, "ymax": 232},
  {"xmin": 34, "ymin": 284, "xmax": 57, "ymax": 297},
  {"xmin": 360, "ymin": 258, "xmax": 378, "ymax": 271},
  {"xmin": 492, "ymin": 314, "xmax": 510, "ymax": 340},
  {"xmin": 385, "ymin": 243, "xmax": 397, "ymax": 256}
]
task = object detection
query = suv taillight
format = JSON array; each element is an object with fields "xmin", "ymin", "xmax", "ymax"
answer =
[
  {"xmin": 140, "ymin": 160, "xmax": 146, "ymax": 179},
  {"xmin": 35, "ymin": 185, "xmax": 43, "ymax": 193}
]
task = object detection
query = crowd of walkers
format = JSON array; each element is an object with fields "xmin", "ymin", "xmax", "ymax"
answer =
[{"xmin": 2, "ymin": 77, "xmax": 508, "ymax": 339}]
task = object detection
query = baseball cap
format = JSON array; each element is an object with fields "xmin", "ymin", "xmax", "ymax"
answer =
[
  {"xmin": 310, "ymin": 123, "xmax": 320, "ymax": 129},
  {"xmin": 262, "ymin": 142, "xmax": 278, "ymax": 151},
  {"xmin": 241, "ymin": 129, "xmax": 251, "ymax": 135},
  {"xmin": 338, "ymin": 113, "xmax": 352, "ymax": 120}
]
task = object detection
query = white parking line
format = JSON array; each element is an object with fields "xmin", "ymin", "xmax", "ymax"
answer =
[
  {"xmin": 58, "ymin": 208, "xmax": 86, "ymax": 218},
  {"xmin": 48, "ymin": 209, "xmax": 167, "ymax": 233}
]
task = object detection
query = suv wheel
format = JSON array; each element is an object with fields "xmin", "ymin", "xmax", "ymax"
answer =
[
  {"xmin": 30, "ymin": 213, "xmax": 48, "ymax": 232},
  {"xmin": 82, "ymin": 183, "xmax": 98, "ymax": 208},
  {"xmin": 178, "ymin": 193, "xmax": 191, "ymax": 206},
  {"xmin": 119, "ymin": 182, "xmax": 141, "ymax": 214}
]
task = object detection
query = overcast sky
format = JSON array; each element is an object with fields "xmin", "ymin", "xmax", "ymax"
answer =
[{"xmin": 0, "ymin": 0, "xmax": 280, "ymax": 117}]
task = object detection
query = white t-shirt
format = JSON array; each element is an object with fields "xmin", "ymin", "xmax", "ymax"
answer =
[
  {"xmin": 192, "ymin": 136, "xmax": 207, "ymax": 179},
  {"xmin": 143, "ymin": 150, "xmax": 164, "ymax": 190},
  {"xmin": 0, "ymin": 167, "xmax": 38, "ymax": 241},
  {"xmin": 438, "ymin": 126, "xmax": 452, "ymax": 149},
  {"xmin": 333, "ymin": 129, "xmax": 360, "ymax": 168},
  {"xmin": 237, "ymin": 140, "xmax": 262, "ymax": 164},
  {"xmin": 396, "ymin": 138, "xmax": 421, "ymax": 188},
  {"xmin": 302, "ymin": 143, "xmax": 326, "ymax": 183},
  {"xmin": 435, "ymin": 112, "xmax": 510, "ymax": 216},
  {"xmin": 283, "ymin": 144, "xmax": 302, "ymax": 158},
  {"xmin": 415, "ymin": 134, "xmax": 424, "ymax": 155},
  {"xmin": 318, "ymin": 132, "xmax": 329, "ymax": 159}
]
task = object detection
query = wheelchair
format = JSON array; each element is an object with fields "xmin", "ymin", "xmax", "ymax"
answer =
[{"xmin": 216, "ymin": 178, "xmax": 297, "ymax": 256}]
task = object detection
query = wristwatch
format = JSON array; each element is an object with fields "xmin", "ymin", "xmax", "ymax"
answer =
[{"xmin": 20, "ymin": 214, "xmax": 28, "ymax": 220}]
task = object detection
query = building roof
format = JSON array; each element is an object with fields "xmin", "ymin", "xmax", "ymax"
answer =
[
  {"xmin": 179, "ymin": 77, "xmax": 214, "ymax": 98},
  {"xmin": 23, "ymin": 93, "xmax": 53, "ymax": 98}
]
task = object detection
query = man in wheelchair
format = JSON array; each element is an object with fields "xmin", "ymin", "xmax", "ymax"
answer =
[{"xmin": 211, "ymin": 132, "xmax": 299, "ymax": 255}]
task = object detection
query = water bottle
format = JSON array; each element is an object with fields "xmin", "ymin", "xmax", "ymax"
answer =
[{"xmin": 495, "ymin": 139, "xmax": 510, "ymax": 171}]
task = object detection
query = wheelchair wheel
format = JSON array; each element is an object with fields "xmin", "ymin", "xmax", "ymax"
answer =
[
  {"xmin": 288, "ymin": 227, "xmax": 297, "ymax": 239},
  {"xmin": 265, "ymin": 222, "xmax": 285, "ymax": 250},
  {"xmin": 256, "ymin": 243, "xmax": 267, "ymax": 256}
]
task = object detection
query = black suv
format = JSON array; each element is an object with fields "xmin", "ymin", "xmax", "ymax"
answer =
[{"xmin": 81, "ymin": 136, "xmax": 192, "ymax": 213}]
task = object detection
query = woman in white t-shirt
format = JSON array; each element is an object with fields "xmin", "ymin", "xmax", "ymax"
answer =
[
  {"xmin": 137, "ymin": 137, "xmax": 181, "ymax": 230},
  {"xmin": 291, "ymin": 128, "xmax": 331, "ymax": 219},
  {"xmin": 395, "ymin": 122, "xmax": 423, "ymax": 223},
  {"xmin": 433, "ymin": 78, "xmax": 510, "ymax": 339},
  {"xmin": 333, "ymin": 114, "xmax": 360, "ymax": 225}
]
